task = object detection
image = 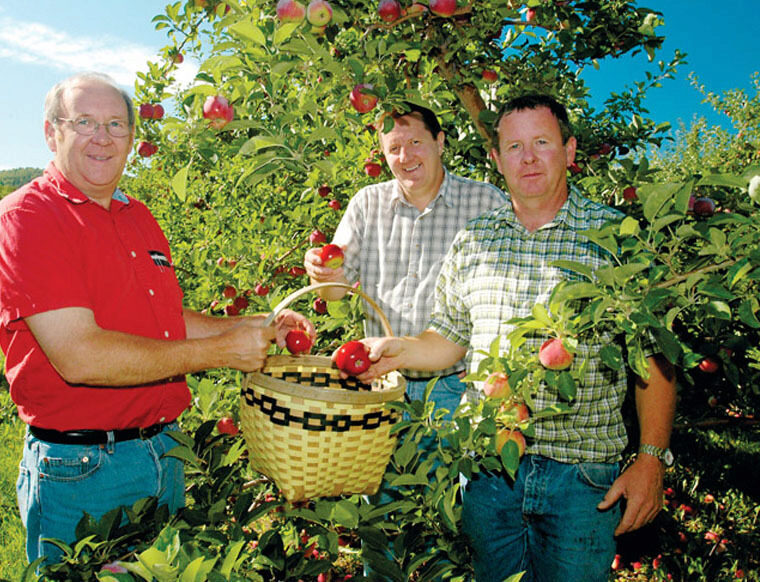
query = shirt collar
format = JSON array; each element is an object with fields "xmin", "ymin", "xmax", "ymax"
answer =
[
  {"xmin": 391, "ymin": 167, "xmax": 453, "ymax": 211},
  {"xmin": 45, "ymin": 162, "xmax": 130, "ymax": 207},
  {"xmin": 492, "ymin": 187, "xmax": 583, "ymax": 231}
]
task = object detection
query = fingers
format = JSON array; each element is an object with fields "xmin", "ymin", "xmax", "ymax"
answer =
[{"xmin": 304, "ymin": 247, "xmax": 344, "ymax": 282}]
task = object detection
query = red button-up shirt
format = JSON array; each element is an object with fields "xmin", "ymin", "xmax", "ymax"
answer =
[{"xmin": 0, "ymin": 163, "xmax": 190, "ymax": 430}]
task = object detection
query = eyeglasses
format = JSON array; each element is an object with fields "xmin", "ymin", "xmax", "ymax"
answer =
[{"xmin": 55, "ymin": 117, "xmax": 132, "ymax": 138}]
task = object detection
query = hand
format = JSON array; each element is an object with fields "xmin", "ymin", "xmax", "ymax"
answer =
[
  {"xmin": 272, "ymin": 309, "xmax": 316, "ymax": 349},
  {"xmin": 221, "ymin": 320, "xmax": 277, "ymax": 372},
  {"xmin": 304, "ymin": 247, "xmax": 346, "ymax": 283},
  {"xmin": 332, "ymin": 337, "xmax": 406, "ymax": 383},
  {"xmin": 597, "ymin": 454, "xmax": 665, "ymax": 536}
]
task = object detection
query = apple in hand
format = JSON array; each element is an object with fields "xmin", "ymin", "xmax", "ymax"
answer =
[
  {"xmin": 319, "ymin": 244, "xmax": 344, "ymax": 268},
  {"xmin": 203, "ymin": 95, "xmax": 234, "ymax": 129},
  {"xmin": 306, "ymin": 0, "xmax": 332, "ymax": 26},
  {"xmin": 483, "ymin": 371, "xmax": 511, "ymax": 398},
  {"xmin": 286, "ymin": 329, "xmax": 313, "ymax": 354},
  {"xmin": 429, "ymin": 0, "xmax": 456, "ymax": 17},
  {"xmin": 350, "ymin": 84, "xmax": 378, "ymax": 114},
  {"xmin": 217, "ymin": 416, "xmax": 239, "ymax": 435},
  {"xmin": 335, "ymin": 340, "xmax": 372, "ymax": 375},
  {"xmin": 276, "ymin": 0, "xmax": 306, "ymax": 22},
  {"xmin": 538, "ymin": 338, "xmax": 573, "ymax": 370}
]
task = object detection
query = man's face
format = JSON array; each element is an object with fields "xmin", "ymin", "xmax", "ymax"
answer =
[
  {"xmin": 45, "ymin": 80, "xmax": 134, "ymax": 204},
  {"xmin": 379, "ymin": 114, "xmax": 445, "ymax": 201},
  {"xmin": 491, "ymin": 106, "xmax": 576, "ymax": 206}
]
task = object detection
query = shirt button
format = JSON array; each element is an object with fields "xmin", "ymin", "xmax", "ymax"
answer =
[
  {"xmin": 149, "ymin": 289, "xmax": 155, "ymax": 296},
  {"xmin": 131, "ymin": 251, "xmax": 137, "ymax": 258},
  {"xmin": 164, "ymin": 331, "xmax": 170, "ymax": 338}
]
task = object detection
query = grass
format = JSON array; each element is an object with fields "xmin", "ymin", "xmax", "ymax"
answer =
[{"xmin": 0, "ymin": 411, "xmax": 25, "ymax": 581}]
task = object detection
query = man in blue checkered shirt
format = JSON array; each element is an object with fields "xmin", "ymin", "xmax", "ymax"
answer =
[
  {"xmin": 354, "ymin": 94, "xmax": 677, "ymax": 582},
  {"xmin": 304, "ymin": 103, "xmax": 506, "ymax": 419}
]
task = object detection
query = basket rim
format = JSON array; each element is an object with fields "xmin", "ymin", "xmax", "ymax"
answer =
[{"xmin": 244, "ymin": 355, "xmax": 406, "ymax": 405}]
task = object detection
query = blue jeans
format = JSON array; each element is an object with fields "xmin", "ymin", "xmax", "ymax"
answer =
[
  {"xmin": 461, "ymin": 455, "xmax": 621, "ymax": 582},
  {"xmin": 16, "ymin": 423, "xmax": 185, "ymax": 565}
]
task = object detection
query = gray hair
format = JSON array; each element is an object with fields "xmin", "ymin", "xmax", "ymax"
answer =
[{"xmin": 44, "ymin": 72, "xmax": 135, "ymax": 128}]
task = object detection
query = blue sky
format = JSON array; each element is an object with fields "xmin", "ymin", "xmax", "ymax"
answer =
[{"xmin": 0, "ymin": 1, "xmax": 758, "ymax": 171}]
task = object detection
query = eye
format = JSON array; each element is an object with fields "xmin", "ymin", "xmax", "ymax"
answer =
[
  {"xmin": 388, "ymin": 146, "xmax": 399, "ymax": 154},
  {"xmin": 75, "ymin": 117, "xmax": 95, "ymax": 129},
  {"xmin": 108, "ymin": 120, "xmax": 127, "ymax": 130}
]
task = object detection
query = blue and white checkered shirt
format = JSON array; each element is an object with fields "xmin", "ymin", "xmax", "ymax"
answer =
[{"xmin": 333, "ymin": 169, "xmax": 507, "ymax": 378}]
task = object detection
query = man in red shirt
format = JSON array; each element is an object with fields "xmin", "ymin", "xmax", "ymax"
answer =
[{"xmin": 0, "ymin": 72, "xmax": 314, "ymax": 566}]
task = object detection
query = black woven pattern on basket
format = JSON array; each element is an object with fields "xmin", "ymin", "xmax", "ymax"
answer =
[
  {"xmin": 242, "ymin": 387, "xmax": 399, "ymax": 432},
  {"xmin": 276, "ymin": 370, "xmax": 371, "ymax": 392}
]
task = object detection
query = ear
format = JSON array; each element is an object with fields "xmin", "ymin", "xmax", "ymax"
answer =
[
  {"xmin": 44, "ymin": 120, "xmax": 58, "ymax": 153},
  {"xmin": 564, "ymin": 136, "xmax": 577, "ymax": 166},
  {"xmin": 490, "ymin": 148, "xmax": 503, "ymax": 176},
  {"xmin": 436, "ymin": 131, "xmax": 445, "ymax": 155}
]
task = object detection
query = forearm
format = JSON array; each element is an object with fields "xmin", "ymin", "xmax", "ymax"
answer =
[
  {"xmin": 635, "ymin": 355, "xmax": 677, "ymax": 448},
  {"xmin": 362, "ymin": 330, "xmax": 468, "ymax": 380},
  {"xmin": 183, "ymin": 308, "xmax": 265, "ymax": 339}
]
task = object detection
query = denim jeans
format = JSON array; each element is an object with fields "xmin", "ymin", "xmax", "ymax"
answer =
[
  {"xmin": 16, "ymin": 423, "xmax": 185, "ymax": 565},
  {"xmin": 461, "ymin": 455, "xmax": 620, "ymax": 582}
]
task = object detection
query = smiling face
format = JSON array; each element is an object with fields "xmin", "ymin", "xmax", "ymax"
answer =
[
  {"xmin": 44, "ymin": 79, "xmax": 134, "ymax": 207},
  {"xmin": 491, "ymin": 106, "xmax": 576, "ymax": 214},
  {"xmin": 379, "ymin": 113, "xmax": 445, "ymax": 205}
]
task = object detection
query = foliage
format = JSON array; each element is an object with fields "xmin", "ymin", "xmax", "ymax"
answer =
[
  {"xmin": 2, "ymin": 1, "xmax": 760, "ymax": 581},
  {"xmin": 0, "ymin": 167, "xmax": 43, "ymax": 189}
]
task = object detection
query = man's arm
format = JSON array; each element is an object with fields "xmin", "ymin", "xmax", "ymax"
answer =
[
  {"xmin": 350, "ymin": 330, "xmax": 468, "ymax": 382},
  {"xmin": 25, "ymin": 306, "xmax": 311, "ymax": 386},
  {"xmin": 597, "ymin": 355, "xmax": 677, "ymax": 535}
]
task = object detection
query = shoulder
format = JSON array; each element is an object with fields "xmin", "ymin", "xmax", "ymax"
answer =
[
  {"xmin": 570, "ymin": 190, "xmax": 624, "ymax": 226},
  {"xmin": 0, "ymin": 178, "xmax": 57, "ymax": 220},
  {"xmin": 446, "ymin": 171, "xmax": 506, "ymax": 200}
]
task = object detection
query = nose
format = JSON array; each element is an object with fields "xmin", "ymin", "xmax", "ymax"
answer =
[
  {"xmin": 521, "ymin": 144, "xmax": 536, "ymax": 163},
  {"xmin": 398, "ymin": 146, "xmax": 411, "ymax": 162},
  {"xmin": 91, "ymin": 122, "xmax": 112, "ymax": 142}
]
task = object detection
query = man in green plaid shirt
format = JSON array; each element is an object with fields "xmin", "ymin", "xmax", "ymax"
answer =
[{"xmin": 355, "ymin": 94, "xmax": 676, "ymax": 582}]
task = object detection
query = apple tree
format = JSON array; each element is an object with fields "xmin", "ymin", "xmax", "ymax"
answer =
[{"xmin": 32, "ymin": 0, "xmax": 757, "ymax": 580}]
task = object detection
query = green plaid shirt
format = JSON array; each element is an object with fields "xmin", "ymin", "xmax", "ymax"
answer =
[{"xmin": 429, "ymin": 189, "xmax": 629, "ymax": 463}]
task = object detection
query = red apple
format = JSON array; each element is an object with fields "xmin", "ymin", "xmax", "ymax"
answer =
[
  {"xmin": 313, "ymin": 297, "xmax": 328, "ymax": 314},
  {"xmin": 364, "ymin": 162, "xmax": 383, "ymax": 177},
  {"xmin": 224, "ymin": 304, "xmax": 240, "ymax": 316},
  {"xmin": 203, "ymin": 95, "xmax": 234, "ymax": 129},
  {"xmin": 483, "ymin": 371, "xmax": 511, "ymax": 398},
  {"xmin": 568, "ymin": 162, "xmax": 582, "ymax": 175},
  {"xmin": 335, "ymin": 340, "xmax": 371, "ymax": 375},
  {"xmin": 623, "ymin": 186, "xmax": 638, "ymax": 201},
  {"xmin": 495, "ymin": 428, "xmax": 526, "ymax": 456},
  {"xmin": 525, "ymin": 7, "xmax": 536, "ymax": 21},
  {"xmin": 429, "ymin": 0, "xmax": 456, "ymax": 17},
  {"xmin": 139, "ymin": 103, "xmax": 155, "ymax": 119},
  {"xmin": 500, "ymin": 401, "xmax": 530, "ymax": 422},
  {"xmin": 378, "ymin": 0, "xmax": 401, "ymax": 22},
  {"xmin": 319, "ymin": 244, "xmax": 344, "ymax": 268},
  {"xmin": 482, "ymin": 69, "xmax": 498, "ymax": 83},
  {"xmin": 693, "ymin": 196, "xmax": 716, "ymax": 217},
  {"xmin": 216, "ymin": 416, "xmax": 239, "ymax": 435},
  {"xmin": 152, "ymin": 104, "xmax": 165, "ymax": 119},
  {"xmin": 254, "ymin": 283, "xmax": 270, "ymax": 296},
  {"xmin": 233, "ymin": 295, "xmax": 249, "ymax": 311},
  {"xmin": 309, "ymin": 229, "xmax": 327, "ymax": 244},
  {"xmin": 598, "ymin": 143, "xmax": 613, "ymax": 155},
  {"xmin": 306, "ymin": 0, "xmax": 332, "ymax": 26},
  {"xmin": 222, "ymin": 285, "xmax": 237, "ymax": 299},
  {"xmin": 289, "ymin": 266, "xmax": 307, "ymax": 277},
  {"xmin": 286, "ymin": 329, "xmax": 313, "ymax": 354},
  {"xmin": 407, "ymin": 2, "xmax": 427, "ymax": 13},
  {"xmin": 276, "ymin": 0, "xmax": 306, "ymax": 22},
  {"xmin": 328, "ymin": 199, "xmax": 342, "ymax": 211},
  {"xmin": 538, "ymin": 338, "xmax": 573, "ymax": 370},
  {"xmin": 171, "ymin": 51, "xmax": 184, "ymax": 64},
  {"xmin": 699, "ymin": 357, "xmax": 720, "ymax": 373},
  {"xmin": 349, "ymin": 84, "xmax": 378, "ymax": 114},
  {"xmin": 137, "ymin": 141, "xmax": 158, "ymax": 157},
  {"xmin": 317, "ymin": 184, "xmax": 332, "ymax": 197}
]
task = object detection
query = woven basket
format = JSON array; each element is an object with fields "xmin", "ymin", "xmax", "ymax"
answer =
[{"xmin": 239, "ymin": 282, "xmax": 406, "ymax": 502}]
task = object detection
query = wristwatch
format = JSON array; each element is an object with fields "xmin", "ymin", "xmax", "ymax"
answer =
[{"xmin": 638, "ymin": 444, "xmax": 674, "ymax": 467}]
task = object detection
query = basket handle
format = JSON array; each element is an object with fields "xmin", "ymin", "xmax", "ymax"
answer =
[{"xmin": 263, "ymin": 282, "xmax": 394, "ymax": 337}]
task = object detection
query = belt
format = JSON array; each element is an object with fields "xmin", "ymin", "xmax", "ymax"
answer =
[
  {"xmin": 403, "ymin": 371, "xmax": 465, "ymax": 382},
  {"xmin": 29, "ymin": 422, "xmax": 171, "ymax": 445}
]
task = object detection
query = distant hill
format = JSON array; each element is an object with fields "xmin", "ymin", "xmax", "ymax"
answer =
[{"xmin": 0, "ymin": 167, "xmax": 43, "ymax": 196}]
